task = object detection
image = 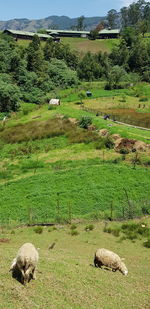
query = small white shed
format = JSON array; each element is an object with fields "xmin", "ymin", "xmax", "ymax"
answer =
[{"xmin": 49, "ymin": 99, "xmax": 60, "ymax": 105}]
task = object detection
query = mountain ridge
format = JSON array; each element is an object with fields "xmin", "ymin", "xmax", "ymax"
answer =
[{"xmin": 0, "ymin": 15, "xmax": 106, "ymax": 32}]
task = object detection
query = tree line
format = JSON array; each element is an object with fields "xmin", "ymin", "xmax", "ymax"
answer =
[{"xmin": 0, "ymin": 0, "xmax": 150, "ymax": 113}]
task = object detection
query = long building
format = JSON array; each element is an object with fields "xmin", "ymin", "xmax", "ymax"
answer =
[
  {"xmin": 46, "ymin": 28, "xmax": 120, "ymax": 39},
  {"xmin": 3, "ymin": 29, "xmax": 53, "ymax": 41}
]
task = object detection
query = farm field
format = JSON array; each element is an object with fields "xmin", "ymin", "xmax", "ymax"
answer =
[
  {"xmin": 0, "ymin": 217, "xmax": 150, "ymax": 309},
  {"xmin": 16, "ymin": 37, "xmax": 119, "ymax": 54},
  {"xmin": 61, "ymin": 37, "xmax": 119, "ymax": 54},
  {"xmin": 0, "ymin": 81, "xmax": 150, "ymax": 224}
]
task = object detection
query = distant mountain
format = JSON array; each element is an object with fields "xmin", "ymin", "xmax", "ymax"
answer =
[{"xmin": 0, "ymin": 16, "xmax": 106, "ymax": 32}]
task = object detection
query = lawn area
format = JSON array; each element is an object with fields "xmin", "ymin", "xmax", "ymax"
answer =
[
  {"xmin": 61, "ymin": 37, "xmax": 119, "ymax": 54},
  {"xmin": 0, "ymin": 159, "xmax": 150, "ymax": 223},
  {"xmin": 0, "ymin": 218, "xmax": 150, "ymax": 309},
  {"xmin": 16, "ymin": 37, "xmax": 119, "ymax": 54}
]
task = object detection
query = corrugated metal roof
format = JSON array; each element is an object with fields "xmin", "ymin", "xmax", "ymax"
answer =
[
  {"xmin": 47, "ymin": 28, "xmax": 120, "ymax": 35},
  {"xmin": 5, "ymin": 29, "xmax": 52, "ymax": 38},
  {"xmin": 47, "ymin": 29, "xmax": 90, "ymax": 34},
  {"xmin": 99, "ymin": 29, "xmax": 120, "ymax": 34}
]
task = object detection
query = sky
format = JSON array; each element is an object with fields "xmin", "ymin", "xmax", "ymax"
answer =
[{"xmin": 0, "ymin": 0, "xmax": 134, "ymax": 21}]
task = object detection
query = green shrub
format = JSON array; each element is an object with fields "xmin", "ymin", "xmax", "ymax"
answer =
[
  {"xmin": 70, "ymin": 224, "xmax": 77, "ymax": 230},
  {"xmin": 112, "ymin": 227, "xmax": 120, "ymax": 237},
  {"xmin": 78, "ymin": 116, "xmax": 92, "ymax": 129},
  {"xmin": 34, "ymin": 226, "xmax": 43, "ymax": 234},
  {"xmin": 139, "ymin": 96, "xmax": 148, "ymax": 102},
  {"xmin": 104, "ymin": 225, "xmax": 120, "ymax": 237},
  {"xmin": 85, "ymin": 224, "xmax": 94, "ymax": 231},
  {"xmin": 143, "ymin": 239, "xmax": 150, "ymax": 248},
  {"xmin": 121, "ymin": 222, "xmax": 150, "ymax": 241},
  {"xmin": 10, "ymin": 230, "xmax": 15, "ymax": 234},
  {"xmin": 126, "ymin": 232, "xmax": 138, "ymax": 240},
  {"xmin": 71, "ymin": 229, "xmax": 79, "ymax": 236},
  {"xmin": 103, "ymin": 226, "xmax": 112, "ymax": 234},
  {"xmin": 104, "ymin": 137, "xmax": 114, "ymax": 149}
]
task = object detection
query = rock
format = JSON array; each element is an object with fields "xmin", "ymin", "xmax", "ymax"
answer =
[
  {"xmin": 87, "ymin": 125, "xmax": 96, "ymax": 131},
  {"xmin": 68, "ymin": 117, "xmax": 78, "ymax": 125},
  {"xmin": 98, "ymin": 129, "xmax": 109, "ymax": 137},
  {"xmin": 115, "ymin": 138, "xmax": 147, "ymax": 152},
  {"xmin": 134, "ymin": 141, "xmax": 146, "ymax": 152},
  {"xmin": 111, "ymin": 134, "xmax": 120, "ymax": 140}
]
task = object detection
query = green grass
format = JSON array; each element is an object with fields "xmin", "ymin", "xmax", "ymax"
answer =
[
  {"xmin": 61, "ymin": 37, "xmax": 119, "ymax": 54},
  {"xmin": 0, "ymin": 159, "xmax": 149, "ymax": 223},
  {"xmin": 0, "ymin": 81, "xmax": 150, "ymax": 225},
  {"xmin": 0, "ymin": 218, "xmax": 150, "ymax": 309},
  {"xmin": 16, "ymin": 37, "xmax": 119, "ymax": 54}
]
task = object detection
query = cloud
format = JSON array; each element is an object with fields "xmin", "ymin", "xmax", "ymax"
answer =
[{"xmin": 121, "ymin": 0, "xmax": 133, "ymax": 7}]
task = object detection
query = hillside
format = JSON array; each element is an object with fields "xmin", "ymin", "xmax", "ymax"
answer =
[
  {"xmin": 16, "ymin": 37, "xmax": 119, "ymax": 54},
  {"xmin": 1, "ymin": 218, "xmax": 150, "ymax": 309},
  {"xmin": 0, "ymin": 82, "xmax": 150, "ymax": 224},
  {"xmin": 0, "ymin": 15, "xmax": 104, "ymax": 32}
]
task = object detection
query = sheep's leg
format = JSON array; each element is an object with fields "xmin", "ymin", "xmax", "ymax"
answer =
[
  {"xmin": 94, "ymin": 257, "xmax": 99, "ymax": 267},
  {"xmin": 98, "ymin": 261, "xmax": 103, "ymax": 268},
  {"xmin": 25, "ymin": 265, "xmax": 35, "ymax": 282},
  {"xmin": 32, "ymin": 267, "xmax": 36, "ymax": 280}
]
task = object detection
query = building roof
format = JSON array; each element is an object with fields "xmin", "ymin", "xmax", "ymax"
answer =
[
  {"xmin": 99, "ymin": 29, "xmax": 120, "ymax": 34},
  {"xmin": 4, "ymin": 29, "xmax": 52, "ymax": 39},
  {"xmin": 47, "ymin": 29, "xmax": 90, "ymax": 34},
  {"xmin": 47, "ymin": 28, "xmax": 120, "ymax": 35}
]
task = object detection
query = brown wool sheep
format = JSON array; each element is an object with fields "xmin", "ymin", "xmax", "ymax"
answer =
[
  {"xmin": 10, "ymin": 243, "xmax": 39, "ymax": 284},
  {"xmin": 94, "ymin": 248, "xmax": 128, "ymax": 275}
]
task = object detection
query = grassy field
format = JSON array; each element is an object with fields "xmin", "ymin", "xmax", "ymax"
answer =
[
  {"xmin": 0, "ymin": 82, "xmax": 150, "ymax": 224},
  {"xmin": 0, "ymin": 217, "xmax": 150, "ymax": 309},
  {"xmin": 1, "ymin": 159, "xmax": 150, "ymax": 223},
  {"xmin": 16, "ymin": 37, "xmax": 119, "ymax": 54},
  {"xmin": 61, "ymin": 37, "xmax": 119, "ymax": 54}
]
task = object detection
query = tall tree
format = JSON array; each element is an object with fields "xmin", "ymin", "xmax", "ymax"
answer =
[
  {"xmin": 76, "ymin": 15, "xmax": 85, "ymax": 31},
  {"xmin": 107, "ymin": 9, "xmax": 118, "ymax": 29},
  {"xmin": 26, "ymin": 35, "xmax": 45, "ymax": 73}
]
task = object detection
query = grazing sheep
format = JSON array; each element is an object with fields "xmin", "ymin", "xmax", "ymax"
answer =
[
  {"xmin": 10, "ymin": 243, "xmax": 39, "ymax": 284},
  {"xmin": 94, "ymin": 248, "xmax": 128, "ymax": 275}
]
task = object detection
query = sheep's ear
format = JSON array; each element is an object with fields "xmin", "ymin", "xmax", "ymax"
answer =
[{"xmin": 121, "ymin": 258, "xmax": 125, "ymax": 261}]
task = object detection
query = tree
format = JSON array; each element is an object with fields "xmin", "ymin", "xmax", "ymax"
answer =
[
  {"xmin": 47, "ymin": 59, "xmax": 79, "ymax": 88},
  {"xmin": 26, "ymin": 35, "xmax": 45, "ymax": 73},
  {"xmin": 77, "ymin": 52, "xmax": 103, "ymax": 81},
  {"xmin": 137, "ymin": 19, "xmax": 149, "ymax": 36},
  {"xmin": 120, "ymin": 0, "xmax": 150, "ymax": 28},
  {"xmin": 76, "ymin": 15, "xmax": 85, "ymax": 31},
  {"xmin": 78, "ymin": 91, "xmax": 86, "ymax": 104},
  {"xmin": 0, "ymin": 81, "xmax": 20, "ymax": 112},
  {"xmin": 105, "ymin": 66, "xmax": 127, "ymax": 89},
  {"xmin": 107, "ymin": 9, "xmax": 118, "ymax": 29},
  {"xmin": 121, "ymin": 27, "xmax": 138, "ymax": 47},
  {"xmin": 37, "ymin": 28, "xmax": 47, "ymax": 34},
  {"xmin": 121, "ymin": 7, "xmax": 129, "ymax": 28},
  {"xmin": 110, "ymin": 39, "xmax": 130, "ymax": 70},
  {"xmin": 89, "ymin": 29, "xmax": 99, "ymax": 40}
]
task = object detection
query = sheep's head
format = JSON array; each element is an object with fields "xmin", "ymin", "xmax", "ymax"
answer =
[{"xmin": 119, "ymin": 262, "xmax": 128, "ymax": 275}]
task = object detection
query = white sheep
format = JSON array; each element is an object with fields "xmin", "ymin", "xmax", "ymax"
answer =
[
  {"xmin": 10, "ymin": 243, "xmax": 39, "ymax": 284},
  {"xmin": 94, "ymin": 248, "xmax": 128, "ymax": 275}
]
